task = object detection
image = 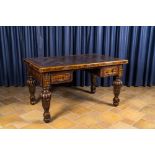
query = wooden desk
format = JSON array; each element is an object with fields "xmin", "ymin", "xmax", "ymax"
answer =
[{"xmin": 24, "ymin": 54, "xmax": 128, "ymax": 123}]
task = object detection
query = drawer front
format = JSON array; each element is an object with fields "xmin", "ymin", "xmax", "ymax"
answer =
[
  {"xmin": 51, "ymin": 72, "xmax": 73, "ymax": 84},
  {"xmin": 100, "ymin": 66, "xmax": 119, "ymax": 77}
]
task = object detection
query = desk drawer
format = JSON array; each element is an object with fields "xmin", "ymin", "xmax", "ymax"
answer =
[
  {"xmin": 95, "ymin": 65, "xmax": 122, "ymax": 77},
  {"xmin": 51, "ymin": 72, "xmax": 73, "ymax": 84}
]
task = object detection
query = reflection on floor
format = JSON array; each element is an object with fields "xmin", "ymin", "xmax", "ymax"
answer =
[{"xmin": 0, "ymin": 86, "xmax": 155, "ymax": 129}]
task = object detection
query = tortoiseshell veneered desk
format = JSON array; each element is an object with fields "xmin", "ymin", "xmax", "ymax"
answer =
[{"xmin": 24, "ymin": 54, "xmax": 128, "ymax": 123}]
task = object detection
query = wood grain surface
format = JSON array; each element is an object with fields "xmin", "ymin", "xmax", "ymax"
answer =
[{"xmin": 24, "ymin": 54, "xmax": 128, "ymax": 73}]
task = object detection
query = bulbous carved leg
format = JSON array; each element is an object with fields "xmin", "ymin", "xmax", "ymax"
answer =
[
  {"xmin": 113, "ymin": 76, "xmax": 122, "ymax": 106},
  {"xmin": 91, "ymin": 73, "xmax": 96, "ymax": 94},
  {"xmin": 41, "ymin": 87, "xmax": 51, "ymax": 123},
  {"xmin": 27, "ymin": 76, "xmax": 36, "ymax": 105}
]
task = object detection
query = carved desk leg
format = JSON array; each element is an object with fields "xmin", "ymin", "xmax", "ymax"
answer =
[
  {"xmin": 113, "ymin": 76, "xmax": 122, "ymax": 106},
  {"xmin": 27, "ymin": 76, "xmax": 36, "ymax": 105},
  {"xmin": 41, "ymin": 73, "xmax": 52, "ymax": 123},
  {"xmin": 90, "ymin": 73, "xmax": 96, "ymax": 94},
  {"xmin": 41, "ymin": 87, "xmax": 51, "ymax": 123}
]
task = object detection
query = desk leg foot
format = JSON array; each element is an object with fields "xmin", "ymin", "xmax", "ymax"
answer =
[
  {"xmin": 91, "ymin": 74, "xmax": 96, "ymax": 94},
  {"xmin": 113, "ymin": 76, "xmax": 122, "ymax": 106},
  {"xmin": 41, "ymin": 87, "xmax": 51, "ymax": 123},
  {"xmin": 27, "ymin": 76, "xmax": 36, "ymax": 105}
]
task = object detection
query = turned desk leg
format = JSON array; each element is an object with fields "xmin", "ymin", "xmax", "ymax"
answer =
[
  {"xmin": 113, "ymin": 76, "xmax": 122, "ymax": 106},
  {"xmin": 27, "ymin": 76, "xmax": 36, "ymax": 105},
  {"xmin": 90, "ymin": 73, "xmax": 96, "ymax": 94},
  {"xmin": 41, "ymin": 87, "xmax": 51, "ymax": 123}
]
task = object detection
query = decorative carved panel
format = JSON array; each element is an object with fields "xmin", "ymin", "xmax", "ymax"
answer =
[
  {"xmin": 92, "ymin": 65, "xmax": 123, "ymax": 77},
  {"xmin": 50, "ymin": 72, "xmax": 73, "ymax": 84}
]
